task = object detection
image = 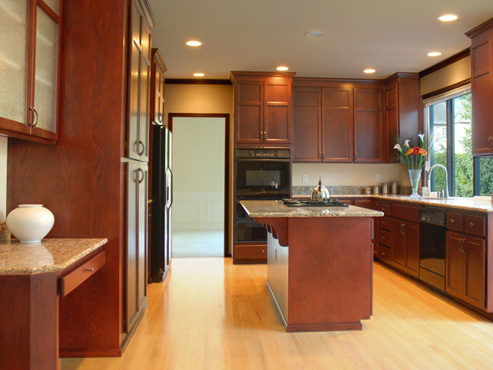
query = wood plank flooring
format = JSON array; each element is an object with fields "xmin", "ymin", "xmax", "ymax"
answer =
[{"xmin": 62, "ymin": 259, "xmax": 493, "ymax": 369}]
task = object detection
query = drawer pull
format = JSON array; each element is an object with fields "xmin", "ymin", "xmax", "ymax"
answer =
[
  {"xmin": 382, "ymin": 236, "xmax": 385, "ymax": 240},
  {"xmin": 470, "ymin": 222, "xmax": 475, "ymax": 228},
  {"xmin": 451, "ymin": 219, "xmax": 455, "ymax": 223},
  {"xmin": 88, "ymin": 268, "xmax": 95, "ymax": 272},
  {"xmin": 262, "ymin": 249, "xmax": 265, "ymax": 253}
]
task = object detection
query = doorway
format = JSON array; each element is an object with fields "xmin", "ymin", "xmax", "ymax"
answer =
[{"xmin": 168, "ymin": 114, "xmax": 230, "ymax": 258}]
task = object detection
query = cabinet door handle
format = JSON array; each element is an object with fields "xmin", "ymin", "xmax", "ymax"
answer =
[
  {"xmin": 450, "ymin": 219, "xmax": 455, "ymax": 223},
  {"xmin": 469, "ymin": 222, "xmax": 475, "ymax": 229},
  {"xmin": 28, "ymin": 106, "xmax": 39, "ymax": 128},
  {"xmin": 158, "ymin": 113, "xmax": 163, "ymax": 123},
  {"xmin": 459, "ymin": 238, "xmax": 466, "ymax": 254},
  {"xmin": 137, "ymin": 168, "xmax": 145, "ymax": 183},
  {"xmin": 137, "ymin": 140, "xmax": 145, "ymax": 156},
  {"xmin": 400, "ymin": 224, "xmax": 405, "ymax": 235}
]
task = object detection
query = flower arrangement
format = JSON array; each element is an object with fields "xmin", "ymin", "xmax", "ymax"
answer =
[{"xmin": 393, "ymin": 134, "xmax": 433, "ymax": 170}]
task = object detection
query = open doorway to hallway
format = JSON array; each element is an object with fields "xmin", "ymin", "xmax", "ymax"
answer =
[{"xmin": 169, "ymin": 114, "xmax": 229, "ymax": 258}]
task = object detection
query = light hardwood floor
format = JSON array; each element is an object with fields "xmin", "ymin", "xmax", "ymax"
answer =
[{"xmin": 62, "ymin": 259, "xmax": 493, "ymax": 370}]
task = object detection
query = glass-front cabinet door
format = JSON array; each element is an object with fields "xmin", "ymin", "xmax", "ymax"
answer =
[{"xmin": 0, "ymin": 0, "xmax": 61, "ymax": 144}]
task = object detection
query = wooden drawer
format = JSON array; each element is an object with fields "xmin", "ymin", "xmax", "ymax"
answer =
[
  {"xmin": 391, "ymin": 203, "xmax": 419, "ymax": 222},
  {"xmin": 447, "ymin": 212, "xmax": 463, "ymax": 231},
  {"xmin": 378, "ymin": 229, "xmax": 392, "ymax": 247},
  {"xmin": 464, "ymin": 214, "xmax": 486, "ymax": 236},
  {"xmin": 377, "ymin": 202, "xmax": 391, "ymax": 215},
  {"xmin": 234, "ymin": 244, "xmax": 267, "ymax": 262},
  {"xmin": 378, "ymin": 246, "xmax": 391, "ymax": 262},
  {"xmin": 379, "ymin": 216, "xmax": 392, "ymax": 231},
  {"xmin": 60, "ymin": 251, "xmax": 106, "ymax": 297}
]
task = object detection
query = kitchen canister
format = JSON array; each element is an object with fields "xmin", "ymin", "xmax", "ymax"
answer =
[{"xmin": 6, "ymin": 204, "xmax": 55, "ymax": 244}]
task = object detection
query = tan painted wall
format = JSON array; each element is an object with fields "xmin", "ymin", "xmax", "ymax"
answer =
[
  {"xmin": 0, "ymin": 137, "xmax": 7, "ymax": 222},
  {"xmin": 420, "ymin": 56, "xmax": 470, "ymax": 96}
]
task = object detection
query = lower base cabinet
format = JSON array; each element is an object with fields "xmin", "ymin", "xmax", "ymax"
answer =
[
  {"xmin": 391, "ymin": 219, "xmax": 419, "ymax": 277},
  {"xmin": 446, "ymin": 231, "xmax": 485, "ymax": 309},
  {"xmin": 233, "ymin": 243, "xmax": 267, "ymax": 264}
]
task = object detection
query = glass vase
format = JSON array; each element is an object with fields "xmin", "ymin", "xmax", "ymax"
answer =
[{"xmin": 408, "ymin": 169, "xmax": 422, "ymax": 198}]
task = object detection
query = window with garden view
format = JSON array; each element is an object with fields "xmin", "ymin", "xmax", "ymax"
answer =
[{"xmin": 428, "ymin": 92, "xmax": 493, "ymax": 197}]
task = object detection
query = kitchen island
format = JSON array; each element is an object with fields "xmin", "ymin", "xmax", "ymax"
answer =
[
  {"xmin": 241, "ymin": 200, "xmax": 383, "ymax": 332},
  {"xmin": 0, "ymin": 238, "xmax": 107, "ymax": 370}
]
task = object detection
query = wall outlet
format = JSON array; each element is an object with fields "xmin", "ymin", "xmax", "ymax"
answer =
[
  {"xmin": 376, "ymin": 175, "xmax": 381, "ymax": 183},
  {"xmin": 302, "ymin": 174, "xmax": 308, "ymax": 183}
]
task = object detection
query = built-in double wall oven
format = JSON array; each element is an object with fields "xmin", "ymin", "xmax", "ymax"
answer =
[{"xmin": 235, "ymin": 148, "xmax": 291, "ymax": 243}]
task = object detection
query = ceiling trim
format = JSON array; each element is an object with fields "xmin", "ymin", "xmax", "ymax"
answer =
[
  {"xmin": 166, "ymin": 79, "xmax": 232, "ymax": 85},
  {"xmin": 419, "ymin": 48, "xmax": 470, "ymax": 78}
]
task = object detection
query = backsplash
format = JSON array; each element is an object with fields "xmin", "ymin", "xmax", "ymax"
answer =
[{"xmin": 292, "ymin": 185, "xmax": 411, "ymax": 196}]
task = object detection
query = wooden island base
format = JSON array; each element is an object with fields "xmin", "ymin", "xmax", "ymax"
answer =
[{"xmin": 257, "ymin": 216, "xmax": 373, "ymax": 332}]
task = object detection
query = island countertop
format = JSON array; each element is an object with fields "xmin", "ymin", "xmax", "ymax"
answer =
[
  {"xmin": 240, "ymin": 200, "xmax": 384, "ymax": 218},
  {"xmin": 0, "ymin": 238, "xmax": 108, "ymax": 275}
]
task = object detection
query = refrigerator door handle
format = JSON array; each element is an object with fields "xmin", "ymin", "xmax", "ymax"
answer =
[{"xmin": 169, "ymin": 170, "xmax": 173, "ymax": 207}]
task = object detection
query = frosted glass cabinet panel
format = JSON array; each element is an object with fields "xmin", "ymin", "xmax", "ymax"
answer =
[
  {"xmin": 0, "ymin": 0, "xmax": 28, "ymax": 125},
  {"xmin": 0, "ymin": 0, "xmax": 61, "ymax": 144},
  {"xmin": 34, "ymin": 5, "xmax": 59, "ymax": 133}
]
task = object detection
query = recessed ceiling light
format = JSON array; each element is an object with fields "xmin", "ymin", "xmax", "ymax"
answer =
[
  {"xmin": 427, "ymin": 51, "xmax": 442, "ymax": 57},
  {"xmin": 276, "ymin": 66, "xmax": 289, "ymax": 71},
  {"xmin": 193, "ymin": 73, "xmax": 205, "ymax": 77},
  {"xmin": 363, "ymin": 68, "xmax": 376, "ymax": 74},
  {"xmin": 438, "ymin": 14, "xmax": 458, "ymax": 22},
  {"xmin": 305, "ymin": 31, "xmax": 324, "ymax": 38},
  {"xmin": 186, "ymin": 40, "xmax": 202, "ymax": 47}
]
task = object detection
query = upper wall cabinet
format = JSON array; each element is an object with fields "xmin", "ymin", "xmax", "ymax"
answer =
[
  {"xmin": 231, "ymin": 71, "xmax": 295, "ymax": 146},
  {"xmin": 293, "ymin": 84, "xmax": 353, "ymax": 162},
  {"xmin": 0, "ymin": 0, "xmax": 61, "ymax": 144},
  {"xmin": 127, "ymin": 0, "xmax": 153, "ymax": 162},
  {"xmin": 353, "ymin": 86, "xmax": 384, "ymax": 162},
  {"xmin": 466, "ymin": 18, "xmax": 493, "ymax": 156},
  {"xmin": 383, "ymin": 73, "xmax": 421, "ymax": 162}
]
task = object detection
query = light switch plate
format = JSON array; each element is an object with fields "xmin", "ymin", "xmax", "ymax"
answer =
[
  {"xmin": 302, "ymin": 174, "xmax": 308, "ymax": 183},
  {"xmin": 376, "ymin": 175, "xmax": 381, "ymax": 182}
]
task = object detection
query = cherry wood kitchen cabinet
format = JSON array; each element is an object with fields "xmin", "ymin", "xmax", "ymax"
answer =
[
  {"xmin": 466, "ymin": 18, "xmax": 493, "ymax": 156},
  {"xmin": 383, "ymin": 73, "xmax": 421, "ymax": 162},
  {"xmin": 150, "ymin": 49, "xmax": 167, "ymax": 126},
  {"xmin": 231, "ymin": 71, "xmax": 295, "ymax": 146},
  {"xmin": 127, "ymin": 0, "xmax": 152, "ymax": 162},
  {"xmin": 0, "ymin": 0, "xmax": 61, "ymax": 144},
  {"xmin": 446, "ymin": 231, "xmax": 485, "ymax": 309},
  {"xmin": 390, "ymin": 203, "xmax": 420, "ymax": 277},
  {"xmin": 7, "ymin": 0, "xmax": 155, "ymax": 358},
  {"xmin": 293, "ymin": 84, "xmax": 353, "ymax": 162},
  {"xmin": 353, "ymin": 87, "xmax": 385, "ymax": 162},
  {"xmin": 125, "ymin": 162, "xmax": 149, "ymax": 334}
]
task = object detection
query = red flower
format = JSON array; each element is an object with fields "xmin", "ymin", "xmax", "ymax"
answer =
[{"xmin": 412, "ymin": 147, "xmax": 420, "ymax": 155}]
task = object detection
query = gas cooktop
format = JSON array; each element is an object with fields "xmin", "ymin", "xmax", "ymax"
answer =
[{"xmin": 280, "ymin": 198, "xmax": 349, "ymax": 208}]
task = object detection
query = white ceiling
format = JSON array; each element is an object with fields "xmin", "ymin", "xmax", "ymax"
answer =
[{"xmin": 148, "ymin": 0, "xmax": 493, "ymax": 80}]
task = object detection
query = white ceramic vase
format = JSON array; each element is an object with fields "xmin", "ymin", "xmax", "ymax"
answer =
[{"xmin": 6, "ymin": 204, "xmax": 55, "ymax": 244}]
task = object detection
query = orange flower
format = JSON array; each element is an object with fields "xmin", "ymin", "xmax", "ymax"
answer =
[
  {"xmin": 406, "ymin": 148, "xmax": 413, "ymax": 155},
  {"xmin": 419, "ymin": 148, "xmax": 427, "ymax": 155},
  {"xmin": 412, "ymin": 147, "xmax": 420, "ymax": 155}
]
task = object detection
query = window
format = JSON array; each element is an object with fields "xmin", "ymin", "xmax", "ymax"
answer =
[{"xmin": 427, "ymin": 89, "xmax": 493, "ymax": 197}]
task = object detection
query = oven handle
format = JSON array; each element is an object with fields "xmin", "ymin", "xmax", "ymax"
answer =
[{"xmin": 236, "ymin": 158, "xmax": 290, "ymax": 162}]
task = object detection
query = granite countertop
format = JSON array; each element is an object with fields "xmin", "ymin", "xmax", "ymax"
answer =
[
  {"xmin": 0, "ymin": 238, "xmax": 108, "ymax": 275},
  {"xmin": 240, "ymin": 200, "xmax": 383, "ymax": 218},
  {"xmin": 294, "ymin": 194, "xmax": 493, "ymax": 212}
]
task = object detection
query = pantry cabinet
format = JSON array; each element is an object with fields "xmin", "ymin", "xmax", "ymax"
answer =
[
  {"xmin": 466, "ymin": 17, "xmax": 493, "ymax": 156},
  {"xmin": 7, "ymin": 0, "xmax": 155, "ymax": 357},
  {"xmin": 0, "ymin": 0, "xmax": 61, "ymax": 144},
  {"xmin": 231, "ymin": 71, "xmax": 295, "ymax": 146}
]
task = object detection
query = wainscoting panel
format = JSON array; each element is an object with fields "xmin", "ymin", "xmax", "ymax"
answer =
[{"xmin": 173, "ymin": 192, "xmax": 224, "ymax": 231}]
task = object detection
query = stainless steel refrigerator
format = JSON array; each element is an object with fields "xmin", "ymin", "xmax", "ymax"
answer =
[{"xmin": 150, "ymin": 124, "xmax": 172, "ymax": 282}]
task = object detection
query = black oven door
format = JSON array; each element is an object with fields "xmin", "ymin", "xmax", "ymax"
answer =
[{"xmin": 235, "ymin": 158, "xmax": 291, "ymax": 199}]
